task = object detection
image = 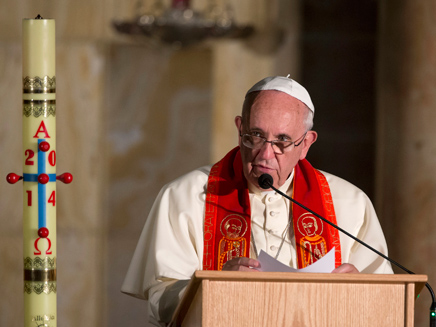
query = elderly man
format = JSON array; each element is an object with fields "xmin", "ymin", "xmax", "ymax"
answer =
[{"xmin": 122, "ymin": 76, "xmax": 393, "ymax": 326}]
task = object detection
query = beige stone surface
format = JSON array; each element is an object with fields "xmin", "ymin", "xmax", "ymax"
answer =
[
  {"xmin": 0, "ymin": 42, "xmax": 22, "ymax": 235},
  {"xmin": 55, "ymin": 42, "xmax": 106, "ymax": 231},
  {"xmin": 0, "ymin": 236, "xmax": 23, "ymax": 326},
  {"xmin": 56, "ymin": 232, "xmax": 104, "ymax": 325},
  {"xmin": 1, "ymin": 0, "xmax": 109, "ymax": 41},
  {"xmin": 105, "ymin": 45, "xmax": 212, "ymax": 233}
]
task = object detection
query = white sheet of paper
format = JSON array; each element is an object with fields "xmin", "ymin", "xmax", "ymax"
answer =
[{"xmin": 257, "ymin": 247, "xmax": 335, "ymax": 273}]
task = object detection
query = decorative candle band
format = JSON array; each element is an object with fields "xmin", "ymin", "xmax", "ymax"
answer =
[
  {"xmin": 24, "ymin": 269, "xmax": 57, "ymax": 282},
  {"xmin": 24, "ymin": 282, "xmax": 57, "ymax": 295},
  {"xmin": 23, "ymin": 174, "xmax": 57, "ymax": 182},
  {"xmin": 23, "ymin": 100, "xmax": 56, "ymax": 118},
  {"xmin": 23, "ymin": 100, "xmax": 56, "ymax": 104},
  {"xmin": 24, "ymin": 257, "xmax": 56, "ymax": 270},
  {"xmin": 23, "ymin": 76, "xmax": 56, "ymax": 93}
]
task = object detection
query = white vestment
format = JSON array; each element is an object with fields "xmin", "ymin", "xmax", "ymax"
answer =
[{"xmin": 121, "ymin": 165, "xmax": 393, "ymax": 325}]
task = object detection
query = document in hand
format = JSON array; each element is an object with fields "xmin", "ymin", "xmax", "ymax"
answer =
[{"xmin": 257, "ymin": 247, "xmax": 335, "ymax": 273}]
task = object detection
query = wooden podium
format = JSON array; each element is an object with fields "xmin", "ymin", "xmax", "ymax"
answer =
[{"xmin": 170, "ymin": 271, "xmax": 427, "ymax": 327}]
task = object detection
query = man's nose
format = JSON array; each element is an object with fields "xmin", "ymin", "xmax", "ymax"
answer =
[{"xmin": 257, "ymin": 141, "xmax": 276, "ymax": 159}]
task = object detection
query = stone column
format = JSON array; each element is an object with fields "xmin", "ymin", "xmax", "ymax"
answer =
[
  {"xmin": 210, "ymin": 0, "xmax": 301, "ymax": 162},
  {"xmin": 376, "ymin": 1, "xmax": 436, "ymax": 325}
]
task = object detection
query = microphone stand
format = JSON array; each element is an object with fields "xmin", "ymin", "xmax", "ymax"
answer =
[{"xmin": 260, "ymin": 175, "xmax": 436, "ymax": 326}]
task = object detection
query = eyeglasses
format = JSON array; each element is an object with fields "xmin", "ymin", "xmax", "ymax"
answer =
[{"xmin": 240, "ymin": 131, "xmax": 307, "ymax": 154}]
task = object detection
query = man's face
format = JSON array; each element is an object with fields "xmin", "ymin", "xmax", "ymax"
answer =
[
  {"xmin": 225, "ymin": 219, "xmax": 243, "ymax": 238},
  {"xmin": 302, "ymin": 218, "xmax": 317, "ymax": 236},
  {"xmin": 235, "ymin": 90, "xmax": 317, "ymax": 190}
]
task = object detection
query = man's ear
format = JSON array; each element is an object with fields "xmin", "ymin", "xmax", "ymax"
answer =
[
  {"xmin": 299, "ymin": 130, "xmax": 318, "ymax": 160},
  {"xmin": 235, "ymin": 116, "xmax": 243, "ymax": 146},
  {"xmin": 235, "ymin": 116, "xmax": 242, "ymax": 132}
]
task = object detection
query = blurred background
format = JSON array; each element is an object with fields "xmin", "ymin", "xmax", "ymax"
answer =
[{"xmin": 1, "ymin": 0, "xmax": 435, "ymax": 326}]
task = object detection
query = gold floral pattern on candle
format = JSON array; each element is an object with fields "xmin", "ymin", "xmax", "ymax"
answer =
[
  {"xmin": 23, "ymin": 100, "xmax": 56, "ymax": 118},
  {"xmin": 24, "ymin": 282, "xmax": 57, "ymax": 295},
  {"xmin": 24, "ymin": 257, "xmax": 56, "ymax": 270},
  {"xmin": 23, "ymin": 76, "xmax": 56, "ymax": 93}
]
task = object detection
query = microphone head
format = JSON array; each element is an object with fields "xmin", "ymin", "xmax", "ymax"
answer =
[{"xmin": 258, "ymin": 174, "xmax": 273, "ymax": 189}]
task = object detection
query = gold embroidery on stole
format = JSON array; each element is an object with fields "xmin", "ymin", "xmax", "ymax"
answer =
[{"xmin": 217, "ymin": 214, "xmax": 248, "ymax": 270}]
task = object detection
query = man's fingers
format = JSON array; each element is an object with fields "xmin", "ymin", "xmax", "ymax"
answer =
[
  {"xmin": 331, "ymin": 263, "xmax": 360, "ymax": 274},
  {"xmin": 236, "ymin": 257, "xmax": 260, "ymax": 267},
  {"xmin": 222, "ymin": 257, "xmax": 261, "ymax": 271}
]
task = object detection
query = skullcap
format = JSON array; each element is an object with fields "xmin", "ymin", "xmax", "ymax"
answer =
[{"xmin": 246, "ymin": 75, "xmax": 314, "ymax": 114}]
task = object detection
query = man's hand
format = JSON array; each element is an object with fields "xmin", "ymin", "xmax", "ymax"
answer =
[
  {"xmin": 222, "ymin": 257, "xmax": 261, "ymax": 272},
  {"xmin": 331, "ymin": 263, "xmax": 359, "ymax": 274}
]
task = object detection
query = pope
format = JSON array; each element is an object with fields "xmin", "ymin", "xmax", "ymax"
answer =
[{"xmin": 121, "ymin": 75, "xmax": 393, "ymax": 326}]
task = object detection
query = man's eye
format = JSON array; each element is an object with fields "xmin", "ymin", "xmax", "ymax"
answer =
[
  {"xmin": 278, "ymin": 136, "xmax": 291, "ymax": 142},
  {"xmin": 250, "ymin": 131, "xmax": 263, "ymax": 137}
]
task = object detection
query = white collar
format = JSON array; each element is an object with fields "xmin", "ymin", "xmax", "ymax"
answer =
[{"xmin": 248, "ymin": 170, "xmax": 294, "ymax": 197}]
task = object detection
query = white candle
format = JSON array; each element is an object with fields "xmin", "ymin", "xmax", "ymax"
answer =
[{"xmin": 22, "ymin": 16, "xmax": 57, "ymax": 327}]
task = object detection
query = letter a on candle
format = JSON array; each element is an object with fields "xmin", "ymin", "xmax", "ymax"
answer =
[{"xmin": 33, "ymin": 121, "xmax": 51, "ymax": 138}]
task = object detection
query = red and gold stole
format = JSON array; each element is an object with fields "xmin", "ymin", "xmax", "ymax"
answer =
[
  {"xmin": 203, "ymin": 147, "xmax": 342, "ymax": 270},
  {"xmin": 203, "ymin": 147, "xmax": 251, "ymax": 271},
  {"xmin": 293, "ymin": 159, "xmax": 342, "ymax": 269}
]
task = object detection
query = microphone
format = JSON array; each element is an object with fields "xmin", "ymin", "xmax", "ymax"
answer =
[
  {"xmin": 258, "ymin": 173, "xmax": 436, "ymax": 326},
  {"xmin": 258, "ymin": 173, "xmax": 273, "ymax": 190}
]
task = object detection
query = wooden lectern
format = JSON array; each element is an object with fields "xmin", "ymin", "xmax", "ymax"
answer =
[{"xmin": 170, "ymin": 271, "xmax": 427, "ymax": 327}]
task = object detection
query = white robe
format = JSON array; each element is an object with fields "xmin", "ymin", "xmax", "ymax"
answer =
[{"xmin": 121, "ymin": 165, "xmax": 393, "ymax": 325}]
